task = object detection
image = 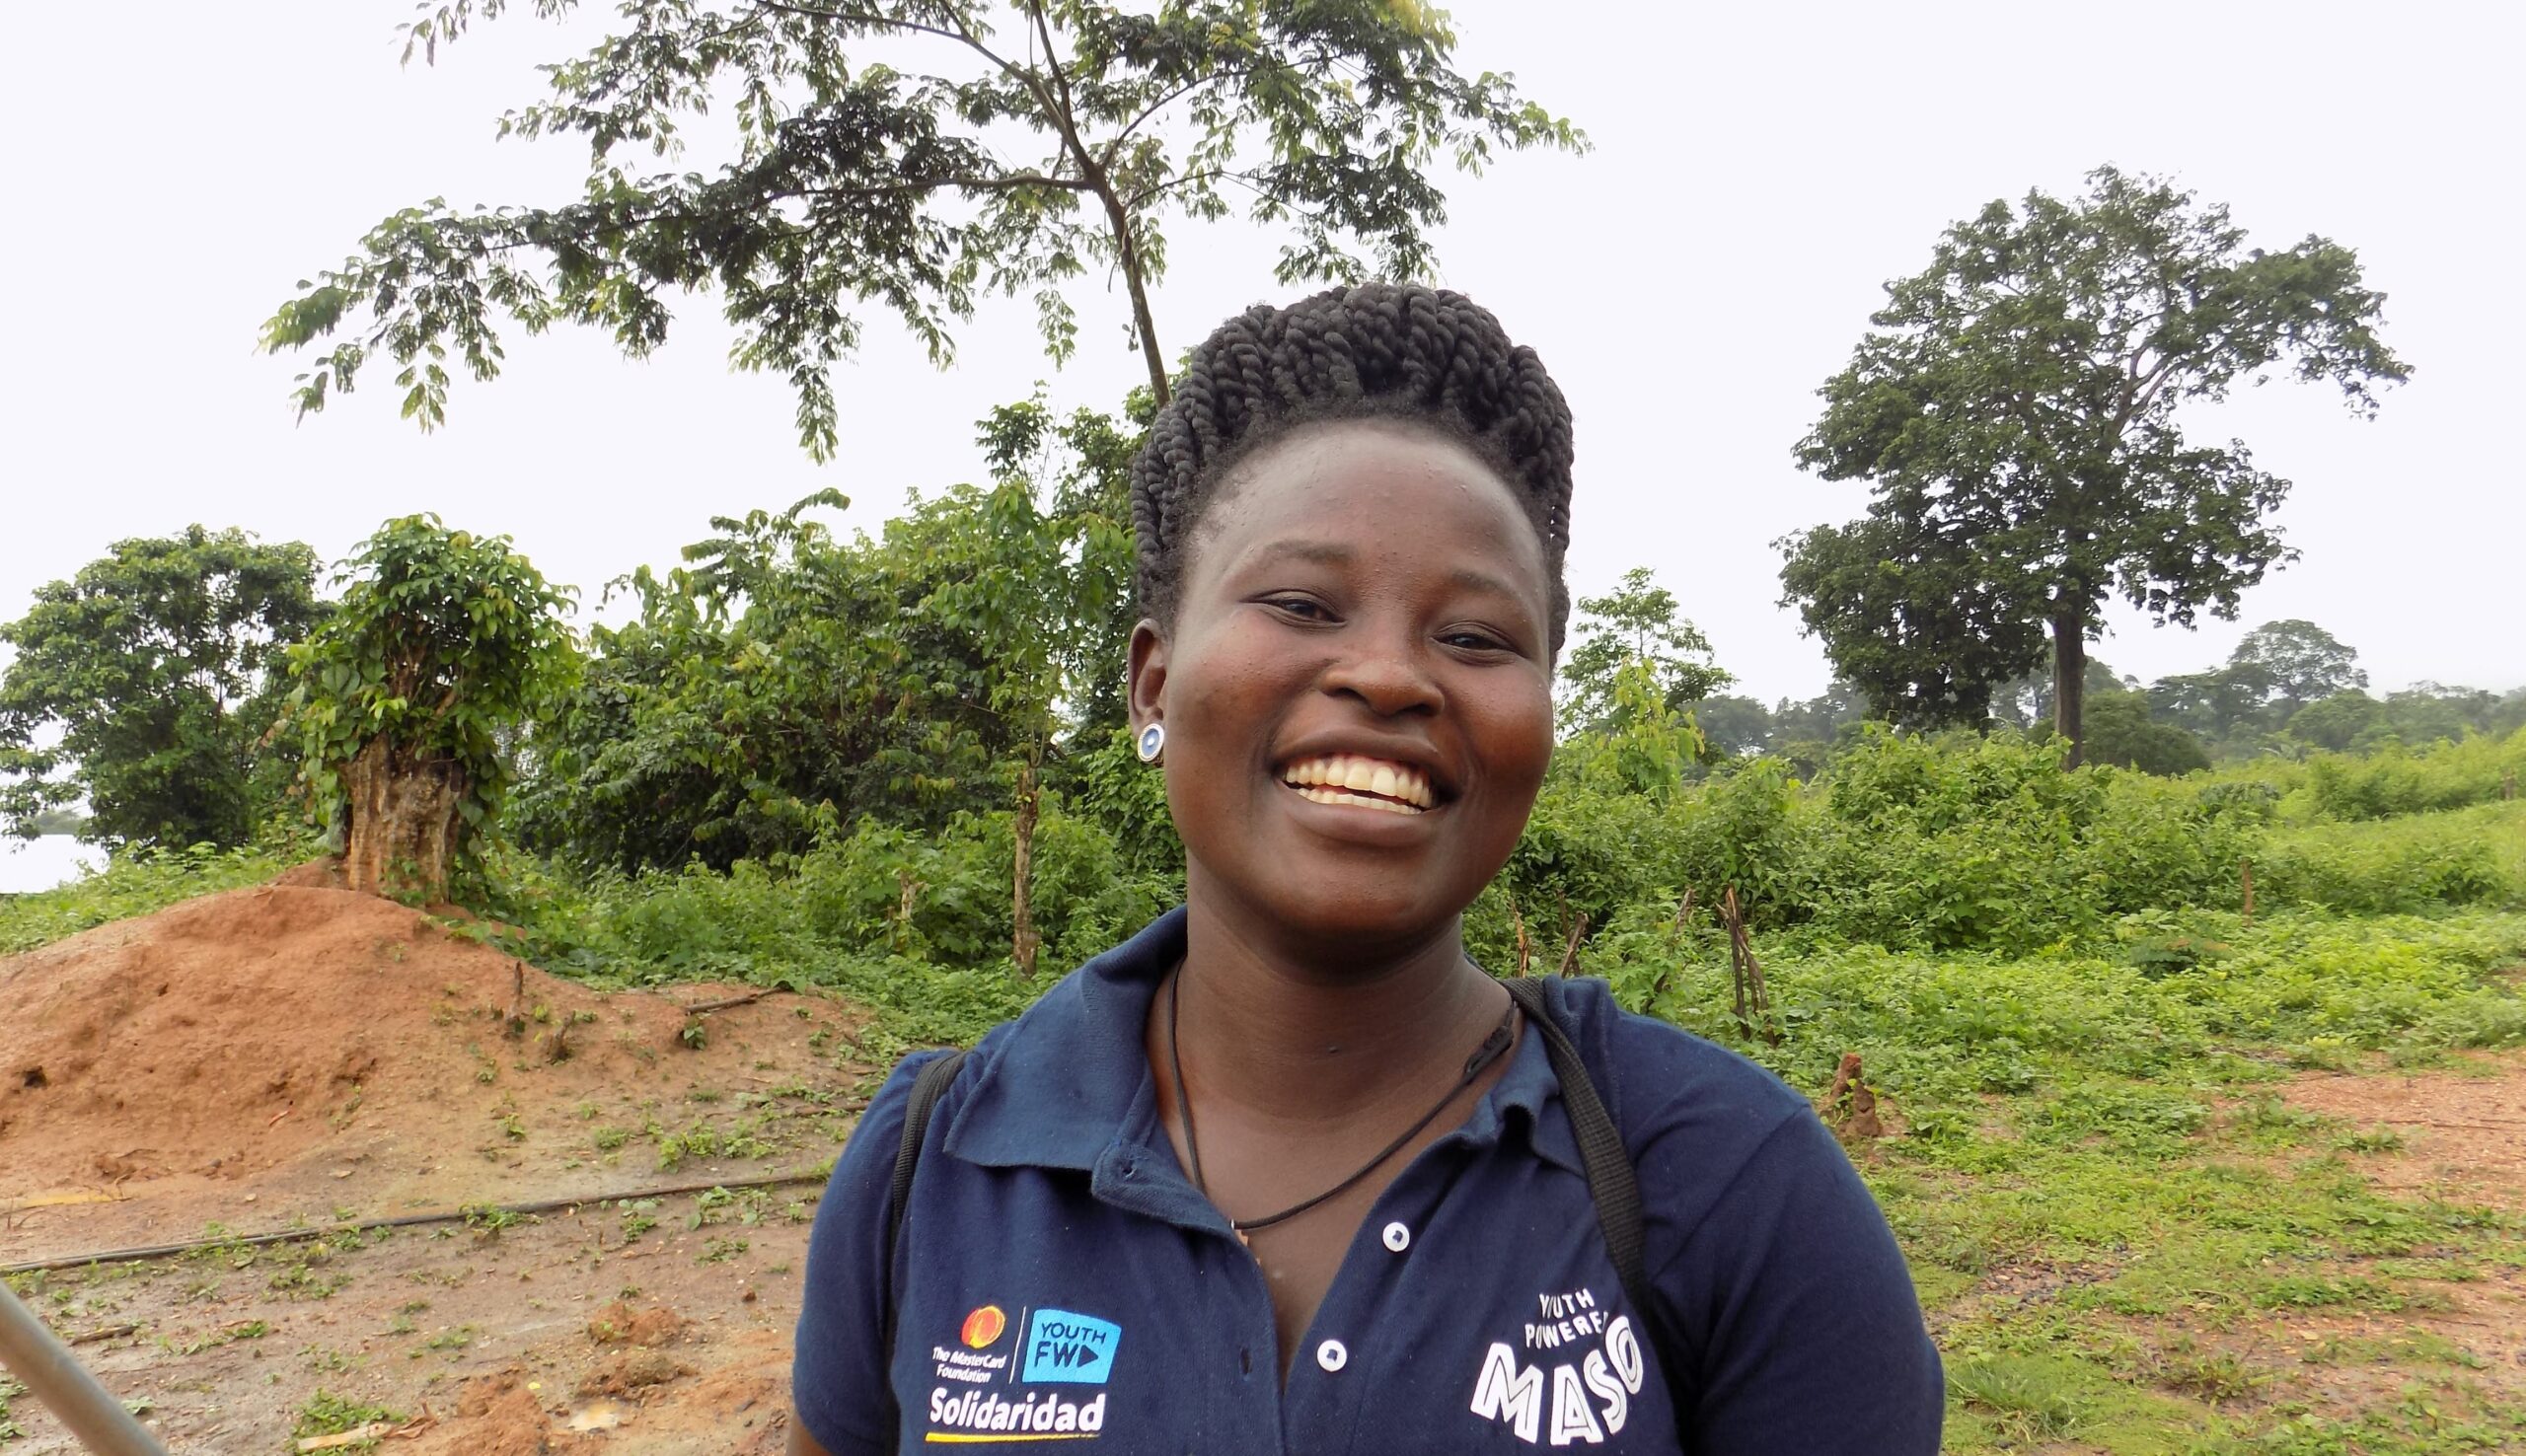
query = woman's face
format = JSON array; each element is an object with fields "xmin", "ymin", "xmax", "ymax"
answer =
[{"xmin": 1130, "ymin": 419, "xmax": 1556, "ymax": 955}]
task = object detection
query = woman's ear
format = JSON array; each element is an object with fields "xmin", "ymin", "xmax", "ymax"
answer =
[{"xmin": 1126, "ymin": 619, "xmax": 1168, "ymax": 732}]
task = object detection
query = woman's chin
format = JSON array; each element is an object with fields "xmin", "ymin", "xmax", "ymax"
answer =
[{"xmin": 1233, "ymin": 873, "xmax": 1465, "ymax": 959}]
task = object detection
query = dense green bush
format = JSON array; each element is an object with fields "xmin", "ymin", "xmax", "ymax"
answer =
[
  {"xmin": 2256, "ymin": 803, "xmax": 2521, "ymax": 914},
  {"xmin": 2298, "ymin": 730, "xmax": 2524, "ymax": 820}
]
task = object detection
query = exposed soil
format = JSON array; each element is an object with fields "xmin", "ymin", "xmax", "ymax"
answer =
[
  {"xmin": 2284, "ymin": 1058, "xmax": 2526, "ymax": 1214},
  {"xmin": 0, "ymin": 875, "xmax": 874, "ymax": 1452}
]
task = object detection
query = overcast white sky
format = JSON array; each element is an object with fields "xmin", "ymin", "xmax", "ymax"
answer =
[{"xmin": 2, "ymin": 1, "xmax": 2517, "ymax": 705}]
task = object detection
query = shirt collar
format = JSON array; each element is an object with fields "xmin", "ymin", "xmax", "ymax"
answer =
[{"xmin": 942, "ymin": 907, "xmax": 1586, "ymax": 1181}]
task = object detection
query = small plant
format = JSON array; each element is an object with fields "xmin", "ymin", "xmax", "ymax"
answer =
[
  {"xmin": 293, "ymin": 1390, "xmax": 402, "ymax": 1451},
  {"xmin": 460, "ymin": 1202, "xmax": 523, "ymax": 1239},
  {"xmin": 0, "ymin": 1374, "xmax": 28, "ymax": 1441},
  {"xmin": 618, "ymin": 1199, "xmax": 661, "ymax": 1243},
  {"xmin": 2336, "ymin": 1125, "xmax": 2408, "ymax": 1153},
  {"xmin": 699, "ymin": 1236, "xmax": 750, "ymax": 1265},
  {"xmin": 162, "ymin": 1319, "xmax": 269, "ymax": 1355}
]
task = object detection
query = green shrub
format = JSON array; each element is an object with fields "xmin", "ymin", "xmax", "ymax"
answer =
[
  {"xmin": 2257, "ymin": 804, "xmax": 2521, "ymax": 914},
  {"xmin": 2298, "ymin": 730, "xmax": 2524, "ymax": 820}
]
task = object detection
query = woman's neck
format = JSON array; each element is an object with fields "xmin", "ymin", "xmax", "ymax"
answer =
[{"xmin": 1170, "ymin": 878, "xmax": 1505, "ymax": 1126}]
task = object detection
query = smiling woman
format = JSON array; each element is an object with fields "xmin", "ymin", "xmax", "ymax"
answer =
[{"xmin": 787, "ymin": 285, "xmax": 1943, "ymax": 1455}]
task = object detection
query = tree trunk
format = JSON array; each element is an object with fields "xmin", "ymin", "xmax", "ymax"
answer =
[
  {"xmin": 2050, "ymin": 614, "xmax": 2088, "ymax": 769},
  {"xmin": 339, "ymin": 737, "xmax": 468, "ymax": 903},
  {"xmin": 1087, "ymin": 178, "xmax": 1170, "ymax": 406},
  {"xmin": 1011, "ymin": 755, "xmax": 1041, "ymax": 979}
]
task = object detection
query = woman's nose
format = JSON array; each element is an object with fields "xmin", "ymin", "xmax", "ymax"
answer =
[{"xmin": 1321, "ymin": 627, "xmax": 1442, "ymax": 717}]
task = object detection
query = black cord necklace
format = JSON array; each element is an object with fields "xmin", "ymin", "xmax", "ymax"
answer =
[{"xmin": 1166, "ymin": 966, "xmax": 1518, "ymax": 1246}]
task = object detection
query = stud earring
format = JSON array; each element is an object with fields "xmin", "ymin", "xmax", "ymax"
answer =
[{"xmin": 1135, "ymin": 723, "xmax": 1165, "ymax": 764}]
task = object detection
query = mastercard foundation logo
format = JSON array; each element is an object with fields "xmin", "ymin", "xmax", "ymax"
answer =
[{"xmin": 960, "ymin": 1305, "xmax": 1007, "ymax": 1349}]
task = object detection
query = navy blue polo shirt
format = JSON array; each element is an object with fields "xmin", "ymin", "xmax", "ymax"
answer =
[{"xmin": 794, "ymin": 909, "xmax": 1942, "ymax": 1453}]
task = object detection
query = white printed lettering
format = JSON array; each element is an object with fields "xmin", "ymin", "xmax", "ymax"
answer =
[
  {"xmin": 1606, "ymin": 1316, "xmax": 1645, "ymax": 1395},
  {"xmin": 1550, "ymin": 1362, "xmax": 1606, "ymax": 1446},
  {"xmin": 1583, "ymin": 1350, "xmax": 1628, "ymax": 1435},
  {"xmin": 1471, "ymin": 1343, "xmax": 1545, "ymax": 1443}
]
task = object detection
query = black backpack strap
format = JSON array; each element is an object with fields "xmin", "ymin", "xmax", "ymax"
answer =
[
  {"xmin": 1501, "ymin": 979, "xmax": 1653, "ymax": 1321},
  {"xmin": 1503, "ymin": 974, "xmax": 1699, "ymax": 1427},
  {"xmin": 881, "ymin": 1049, "xmax": 968, "ymax": 1368}
]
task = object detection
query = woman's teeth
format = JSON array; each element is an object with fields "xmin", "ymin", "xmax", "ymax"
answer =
[{"xmin": 1280, "ymin": 755, "xmax": 1434, "ymax": 813}]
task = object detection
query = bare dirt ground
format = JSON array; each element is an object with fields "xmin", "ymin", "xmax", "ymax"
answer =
[
  {"xmin": 2, "ymin": 881, "xmax": 875, "ymax": 1453},
  {"xmin": 2284, "ymin": 1059, "xmax": 2526, "ymax": 1214}
]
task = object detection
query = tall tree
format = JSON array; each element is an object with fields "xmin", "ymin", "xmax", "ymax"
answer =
[
  {"xmin": 0, "ymin": 528, "xmax": 320, "ymax": 847},
  {"xmin": 1558, "ymin": 566, "xmax": 1732, "ymax": 737},
  {"xmin": 283, "ymin": 517, "xmax": 577, "ymax": 902},
  {"xmin": 2224, "ymin": 619, "xmax": 2366, "ymax": 718},
  {"xmin": 259, "ymin": 1, "xmax": 1581, "ymax": 451},
  {"xmin": 1780, "ymin": 166, "xmax": 2409, "ymax": 764}
]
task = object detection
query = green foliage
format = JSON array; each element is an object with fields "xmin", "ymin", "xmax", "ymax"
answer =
[
  {"xmin": 2298, "ymin": 732, "xmax": 2526, "ymax": 820},
  {"xmin": 2258, "ymin": 804, "xmax": 2522, "ymax": 916},
  {"xmin": 261, "ymin": 0, "xmax": 1582, "ymax": 441},
  {"xmin": 0, "ymin": 526, "xmax": 320, "ymax": 846},
  {"xmin": 2066, "ymin": 689, "xmax": 2210, "ymax": 776},
  {"xmin": 488, "ymin": 793, "xmax": 1174, "ymax": 1054},
  {"xmin": 1557, "ymin": 566, "xmax": 1731, "ymax": 736},
  {"xmin": 1781, "ymin": 166, "xmax": 2408, "ymax": 755},
  {"xmin": 517, "ymin": 400, "xmax": 1140, "ymax": 873},
  {"xmin": 283, "ymin": 515, "xmax": 576, "ymax": 891},
  {"xmin": 293, "ymin": 1389, "xmax": 402, "ymax": 1449}
]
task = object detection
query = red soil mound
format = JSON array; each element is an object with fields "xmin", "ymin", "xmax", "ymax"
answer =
[{"xmin": 0, "ymin": 876, "xmax": 847, "ymax": 1218}]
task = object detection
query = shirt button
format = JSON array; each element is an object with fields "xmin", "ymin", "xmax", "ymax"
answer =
[
  {"xmin": 1316, "ymin": 1339, "xmax": 1348, "ymax": 1373},
  {"xmin": 1381, "ymin": 1221, "xmax": 1411, "ymax": 1253}
]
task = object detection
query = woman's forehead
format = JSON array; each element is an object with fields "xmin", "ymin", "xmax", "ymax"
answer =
[{"xmin": 1195, "ymin": 418, "xmax": 1543, "ymax": 573}]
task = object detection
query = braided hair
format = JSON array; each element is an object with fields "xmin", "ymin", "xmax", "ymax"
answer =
[{"xmin": 1130, "ymin": 282, "xmax": 1577, "ymax": 653}]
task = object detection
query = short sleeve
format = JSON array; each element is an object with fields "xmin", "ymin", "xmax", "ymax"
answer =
[
  {"xmin": 1652, "ymin": 1109, "xmax": 1944, "ymax": 1454},
  {"xmin": 792, "ymin": 1050, "xmax": 953, "ymax": 1455}
]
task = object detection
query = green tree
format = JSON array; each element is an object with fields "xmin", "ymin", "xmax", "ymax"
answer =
[
  {"xmin": 1685, "ymin": 693, "xmax": 1773, "ymax": 759},
  {"xmin": 1990, "ymin": 649, "xmax": 2131, "ymax": 732},
  {"xmin": 260, "ymin": 0, "xmax": 1581, "ymax": 448},
  {"xmin": 1780, "ymin": 166, "xmax": 2409, "ymax": 764},
  {"xmin": 2073, "ymin": 689, "xmax": 2209, "ymax": 775},
  {"xmin": 2225, "ymin": 619, "xmax": 2366, "ymax": 718},
  {"xmin": 283, "ymin": 517, "xmax": 577, "ymax": 902},
  {"xmin": 1558, "ymin": 567, "xmax": 1731, "ymax": 737},
  {"xmin": 0, "ymin": 527, "xmax": 320, "ymax": 847},
  {"xmin": 515, "ymin": 396, "xmax": 1140, "ymax": 908},
  {"xmin": 2284, "ymin": 690, "xmax": 2381, "ymax": 753}
]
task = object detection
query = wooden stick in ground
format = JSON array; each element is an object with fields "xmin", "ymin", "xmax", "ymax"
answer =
[
  {"xmin": 1556, "ymin": 911, "xmax": 1590, "ymax": 979},
  {"xmin": 1673, "ymin": 886, "xmax": 1695, "ymax": 932},
  {"xmin": 1511, "ymin": 899, "xmax": 1530, "ymax": 977},
  {"xmin": 1721, "ymin": 887, "xmax": 1779, "ymax": 1046},
  {"xmin": 677, "ymin": 991, "xmax": 767, "ymax": 1015}
]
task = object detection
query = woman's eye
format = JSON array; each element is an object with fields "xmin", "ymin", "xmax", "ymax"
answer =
[
  {"xmin": 1442, "ymin": 629, "xmax": 1510, "ymax": 653},
  {"xmin": 1266, "ymin": 596, "xmax": 1333, "ymax": 621}
]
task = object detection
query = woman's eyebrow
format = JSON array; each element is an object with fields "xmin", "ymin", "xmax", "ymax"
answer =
[
  {"xmin": 1241, "ymin": 539, "xmax": 1353, "ymax": 572},
  {"xmin": 1241, "ymin": 540, "xmax": 1534, "ymax": 608}
]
